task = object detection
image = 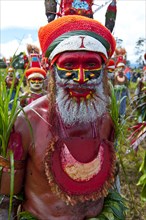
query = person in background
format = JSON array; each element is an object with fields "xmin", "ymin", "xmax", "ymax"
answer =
[
  {"xmin": 134, "ymin": 66, "xmax": 146, "ymax": 122},
  {"xmin": 41, "ymin": 56, "xmax": 50, "ymax": 91},
  {"xmin": 44, "ymin": 0, "xmax": 117, "ymax": 33},
  {"xmin": 113, "ymin": 62, "xmax": 130, "ymax": 119},
  {"xmin": 20, "ymin": 55, "xmax": 47, "ymax": 107},
  {"xmin": 5, "ymin": 67, "xmax": 22, "ymax": 110},
  {"xmin": 106, "ymin": 58, "xmax": 115, "ymax": 84},
  {"xmin": 128, "ymin": 56, "xmax": 146, "ymax": 151}
]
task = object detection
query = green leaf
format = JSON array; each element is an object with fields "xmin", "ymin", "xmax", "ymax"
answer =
[
  {"xmin": 102, "ymin": 211, "xmax": 115, "ymax": 220},
  {"xmin": 18, "ymin": 211, "xmax": 38, "ymax": 220},
  {"xmin": 110, "ymin": 204, "xmax": 125, "ymax": 220},
  {"xmin": 137, "ymin": 173, "xmax": 146, "ymax": 186},
  {"xmin": 94, "ymin": 214, "xmax": 108, "ymax": 220},
  {"xmin": 141, "ymin": 183, "xmax": 146, "ymax": 201},
  {"xmin": 139, "ymin": 152, "xmax": 146, "ymax": 172},
  {"xmin": 107, "ymin": 190, "xmax": 126, "ymax": 202},
  {"xmin": 87, "ymin": 218, "xmax": 99, "ymax": 220},
  {"xmin": 8, "ymin": 151, "xmax": 14, "ymax": 220}
]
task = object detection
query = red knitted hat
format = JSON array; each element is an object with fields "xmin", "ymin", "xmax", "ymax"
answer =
[
  {"xmin": 25, "ymin": 67, "xmax": 46, "ymax": 80},
  {"xmin": 38, "ymin": 15, "xmax": 116, "ymax": 62}
]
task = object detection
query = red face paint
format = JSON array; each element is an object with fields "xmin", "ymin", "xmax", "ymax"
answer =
[
  {"xmin": 56, "ymin": 51, "xmax": 102, "ymax": 83},
  {"xmin": 55, "ymin": 51, "xmax": 103, "ymax": 100}
]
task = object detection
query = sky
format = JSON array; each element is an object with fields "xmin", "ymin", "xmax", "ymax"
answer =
[{"xmin": 0, "ymin": 0, "xmax": 146, "ymax": 64}]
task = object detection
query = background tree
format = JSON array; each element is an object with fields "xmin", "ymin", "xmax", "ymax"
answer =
[
  {"xmin": 0, "ymin": 55, "xmax": 7, "ymax": 69},
  {"xmin": 135, "ymin": 37, "xmax": 146, "ymax": 68}
]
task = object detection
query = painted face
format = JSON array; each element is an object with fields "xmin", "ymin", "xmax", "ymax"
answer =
[
  {"xmin": 108, "ymin": 68, "xmax": 114, "ymax": 73},
  {"xmin": 8, "ymin": 69, "xmax": 14, "ymax": 77},
  {"xmin": 54, "ymin": 51, "xmax": 108, "ymax": 125},
  {"xmin": 56, "ymin": 51, "xmax": 102, "ymax": 82},
  {"xmin": 55, "ymin": 51, "xmax": 103, "ymax": 99},
  {"xmin": 107, "ymin": 68, "xmax": 114, "ymax": 79},
  {"xmin": 29, "ymin": 78, "xmax": 44, "ymax": 91},
  {"xmin": 117, "ymin": 66, "xmax": 125, "ymax": 73}
]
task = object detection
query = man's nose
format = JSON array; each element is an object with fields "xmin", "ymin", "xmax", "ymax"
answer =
[
  {"xmin": 73, "ymin": 67, "xmax": 89, "ymax": 84},
  {"xmin": 35, "ymin": 80, "xmax": 40, "ymax": 83}
]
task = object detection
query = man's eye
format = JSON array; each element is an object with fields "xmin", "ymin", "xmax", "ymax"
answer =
[
  {"xmin": 86, "ymin": 63, "xmax": 100, "ymax": 68},
  {"xmin": 64, "ymin": 63, "xmax": 73, "ymax": 68},
  {"xmin": 88, "ymin": 63, "xmax": 96, "ymax": 67}
]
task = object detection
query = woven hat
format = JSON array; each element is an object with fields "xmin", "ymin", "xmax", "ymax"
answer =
[
  {"xmin": 25, "ymin": 67, "xmax": 46, "ymax": 80},
  {"xmin": 38, "ymin": 15, "xmax": 116, "ymax": 63}
]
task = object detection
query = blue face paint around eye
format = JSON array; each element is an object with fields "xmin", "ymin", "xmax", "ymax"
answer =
[{"xmin": 55, "ymin": 64, "xmax": 102, "ymax": 82}]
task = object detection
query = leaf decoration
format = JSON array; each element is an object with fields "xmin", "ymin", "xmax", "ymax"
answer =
[{"xmin": 88, "ymin": 189, "xmax": 128, "ymax": 220}]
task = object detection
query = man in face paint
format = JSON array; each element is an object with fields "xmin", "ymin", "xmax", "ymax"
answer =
[
  {"xmin": 20, "ymin": 56, "xmax": 47, "ymax": 107},
  {"xmin": 106, "ymin": 59, "xmax": 115, "ymax": 83},
  {"xmin": 54, "ymin": 51, "xmax": 108, "ymax": 125},
  {"xmin": 5, "ymin": 66, "xmax": 20, "ymax": 110},
  {"xmin": 0, "ymin": 15, "xmax": 118, "ymax": 220}
]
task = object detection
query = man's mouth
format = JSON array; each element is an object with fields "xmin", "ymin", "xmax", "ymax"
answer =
[
  {"xmin": 68, "ymin": 88, "xmax": 94, "ymax": 99},
  {"xmin": 34, "ymin": 85, "xmax": 41, "ymax": 88}
]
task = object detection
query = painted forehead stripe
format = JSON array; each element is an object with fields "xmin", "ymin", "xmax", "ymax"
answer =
[{"xmin": 45, "ymin": 31, "xmax": 110, "ymax": 59}]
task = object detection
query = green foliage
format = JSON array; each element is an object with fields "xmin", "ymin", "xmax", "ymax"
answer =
[
  {"xmin": 108, "ymin": 82, "xmax": 130, "ymax": 149},
  {"xmin": 88, "ymin": 189, "xmax": 128, "ymax": 220},
  {"xmin": 108, "ymin": 82, "xmax": 145, "ymax": 214},
  {"xmin": 8, "ymin": 151, "xmax": 14, "ymax": 220},
  {"xmin": 11, "ymin": 52, "xmax": 28, "ymax": 69},
  {"xmin": 0, "ymin": 68, "xmax": 24, "ymax": 220},
  {"xmin": 135, "ymin": 37, "xmax": 146, "ymax": 67},
  {"xmin": 0, "ymin": 58, "xmax": 7, "ymax": 69},
  {"xmin": 0, "ymin": 69, "xmax": 24, "ymax": 156},
  {"xmin": 137, "ymin": 151, "xmax": 146, "ymax": 201},
  {"xmin": 18, "ymin": 211, "xmax": 37, "ymax": 220},
  {"xmin": 108, "ymin": 82, "xmax": 120, "ymax": 140}
]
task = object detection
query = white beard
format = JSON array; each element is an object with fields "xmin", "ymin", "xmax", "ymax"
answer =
[{"xmin": 55, "ymin": 69, "xmax": 109, "ymax": 126}]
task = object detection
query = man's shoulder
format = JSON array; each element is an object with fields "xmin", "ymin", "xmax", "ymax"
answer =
[
  {"xmin": 19, "ymin": 95, "xmax": 49, "ymax": 119},
  {"xmin": 26, "ymin": 95, "xmax": 48, "ymax": 108}
]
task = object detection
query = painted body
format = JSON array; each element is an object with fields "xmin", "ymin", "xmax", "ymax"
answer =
[{"xmin": 0, "ymin": 52, "xmax": 116, "ymax": 219}]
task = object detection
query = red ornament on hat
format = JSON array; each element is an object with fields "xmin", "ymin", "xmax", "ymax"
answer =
[
  {"xmin": 29, "ymin": 53, "xmax": 41, "ymax": 68},
  {"xmin": 106, "ymin": 59, "xmax": 115, "ymax": 70},
  {"xmin": 25, "ymin": 47, "xmax": 46, "ymax": 80}
]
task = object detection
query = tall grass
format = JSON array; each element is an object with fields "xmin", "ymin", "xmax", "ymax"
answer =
[
  {"xmin": 0, "ymin": 69, "xmax": 24, "ymax": 156},
  {"xmin": 109, "ymin": 82, "xmax": 137, "ymax": 206},
  {"xmin": 0, "ymin": 68, "xmax": 24, "ymax": 219},
  {"xmin": 109, "ymin": 81, "xmax": 146, "ymax": 215}
]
